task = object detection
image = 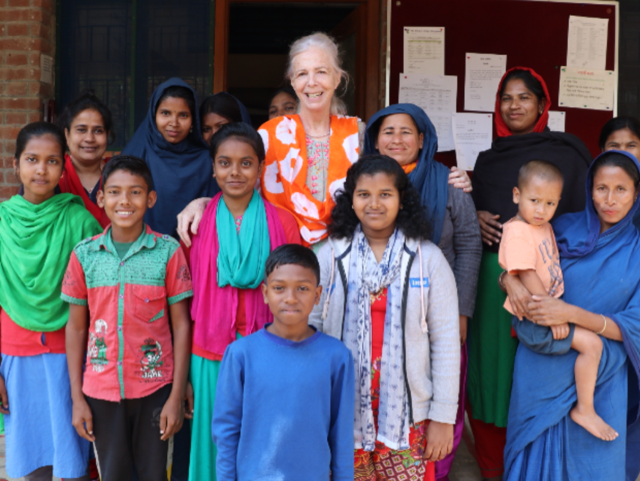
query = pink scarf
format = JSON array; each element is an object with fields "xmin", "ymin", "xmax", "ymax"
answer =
[{"xmin": 190, "ymin": 192, "xmax": 287, "ymax": 355}]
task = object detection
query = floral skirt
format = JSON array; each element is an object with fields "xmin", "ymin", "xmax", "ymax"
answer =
[{"xmin": 353, "ymin": 356, "xmax": 436, "ymax": 481}]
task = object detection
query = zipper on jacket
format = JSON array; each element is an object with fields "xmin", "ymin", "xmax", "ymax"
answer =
[
  {"xmin": 336, "ymin": 250, "xmax": 350, "ymax": 342},
  {"xmin": 401, "ymin": 251, "xmax": 416, "ymax": 426}
]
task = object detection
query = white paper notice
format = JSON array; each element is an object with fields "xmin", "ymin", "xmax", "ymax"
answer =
[
  {"xmin": 403, "ymin": 27, "xmax": 445, "ymax": 75},
  {"xmin": 40, "ymin": 54, "xmax": 53, "ymax": 84},
  {"xmin": 464, "ymin": 53, "xmax": 507, "ymax": 112},
  {"xmin": 398, "ymin": 73, "xmax": 457, "ymax": 152},
  {"xmin": 548, "ymin": 111, "xmax": 566, "ymax": 132},
  {"xmin": 558, "ymin": 67, "xmax": 615, "ymax": 111},
  {"xmin": 567, "ymin": 16, "xmax": 608, "ymax": 70},
  {"xmin": 452, "ymin": 113, "xmax": 493, "ymax": 171}
]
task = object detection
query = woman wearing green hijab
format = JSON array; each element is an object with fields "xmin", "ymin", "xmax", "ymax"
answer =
[{"xmin": 0, "ymin": 122, "xmax": 101, "ymax": 480}]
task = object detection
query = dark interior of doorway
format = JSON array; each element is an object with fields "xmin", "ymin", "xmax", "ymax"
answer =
[{"xmin": 228, "ymin": 3, "xmax": 357, "ymax": 128}]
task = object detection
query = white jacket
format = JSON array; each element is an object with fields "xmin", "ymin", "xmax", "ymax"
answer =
[{"xmin": 310, "ymin": 236, "xmax": 461, "ymax": 425}]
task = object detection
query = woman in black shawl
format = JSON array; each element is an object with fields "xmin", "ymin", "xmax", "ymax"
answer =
[{"xmin": 467, "ymin": 67, "xmax": 591, "ymax": 480}]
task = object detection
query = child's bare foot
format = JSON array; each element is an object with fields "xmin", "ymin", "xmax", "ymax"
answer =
[{"xmin": 570, "ymin": 406, "xmax": 618, "ymax": 441}]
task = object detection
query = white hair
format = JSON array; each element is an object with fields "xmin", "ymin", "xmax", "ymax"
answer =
[{"xmin": 286, "ymin": 32, "xmax": 349, "ymax": 116}]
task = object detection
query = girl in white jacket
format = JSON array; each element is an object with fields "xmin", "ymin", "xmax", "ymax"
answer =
[{"xmin": 311, "ymin": 154, "xmax": 460, "ymax": 481}]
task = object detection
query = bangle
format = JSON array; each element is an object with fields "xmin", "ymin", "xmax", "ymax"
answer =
[
  {"xmin": 597, "ymin": 315, "xmax": 607, "ymax": 335},
  {"xmin": 498, "ymin": 271, "xmax": 507, "ymax": 293}
]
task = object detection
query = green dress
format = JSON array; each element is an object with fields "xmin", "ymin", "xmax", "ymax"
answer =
[{"xmin": 466, "ymin": 251, "xmax": 518, "ymax": 427}]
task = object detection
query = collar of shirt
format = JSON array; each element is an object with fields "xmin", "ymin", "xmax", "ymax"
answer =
[{"xmin": 92, "ymin": 224, "xmax": 159, "ymax": 260}]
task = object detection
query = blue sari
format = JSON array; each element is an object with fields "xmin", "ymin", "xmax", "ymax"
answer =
[{"xmin": 504, "ymin": 150, "xmax": 640, "ymax": 481}]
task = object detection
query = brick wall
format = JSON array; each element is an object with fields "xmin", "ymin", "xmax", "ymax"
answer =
[{"xmin": 0, "ymin": 0, "xmax": 56, "ymax": 201}]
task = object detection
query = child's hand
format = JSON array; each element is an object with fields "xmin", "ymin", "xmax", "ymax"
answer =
[
  {"xmin": 424, "ymin": 420, "xmax": 454, "ymax": 462},
  {"xmin": 551, "ymin": 323, "xmax": 570, "ymax": 340},
  {"xmin": 72, "ymin": 397, "xmax": 95, "ymax": 442},
  {"xmin": 184, "ymin": 381, "xmax": 194, "ymax": 420},
  {"xmin": 160, "ymin": 394, "xmax": 184, "ymax": 441},
  {"xmin": 0, "ymin": 374, "xmax": 9, "ymax": 414}
]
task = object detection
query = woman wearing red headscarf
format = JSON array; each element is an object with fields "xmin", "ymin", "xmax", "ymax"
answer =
[{"xmin": 467, "ymin": 68, "xmax": 591, "ymax": 480}]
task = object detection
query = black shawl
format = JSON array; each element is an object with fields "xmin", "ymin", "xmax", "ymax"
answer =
[{"xmin": 472, "ymin": 130, "xmax": 592, "ymax": 253}]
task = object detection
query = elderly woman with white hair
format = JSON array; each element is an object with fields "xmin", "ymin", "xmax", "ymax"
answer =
[{"xmin": 177, "ymin": 32, "xmax": 473, "ymax": 249}]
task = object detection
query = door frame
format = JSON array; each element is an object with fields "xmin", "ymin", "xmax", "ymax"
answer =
[{"xmin": 213, "ymin": 0, "xmax": 381, "ymax": 120}]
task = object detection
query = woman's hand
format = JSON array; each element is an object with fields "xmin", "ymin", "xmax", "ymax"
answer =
[
  {"xmin": 503, "ymin": 274, "xmax": 532, "ymax": 321},
  {"xmin": 477, "ymin": 211, "xmax": 502, "ymax": 246},
  {"xmin": 184, "ymin": 381, "xmax": 194, "ymax": 420},
  {"xmin": 0, "ymin": 374, "xmax": 9, "ymax": 415},
  {"xmin": 449, "ymin": 167, "xmax": 472, "ymax": 193},
  {"xmin": 72, "ymin": 397, "xmax": 95, "ymax": 442},
  {"xmin": 527, "ymin": 295, "xmax": 573, "ymax": 326},
  {"xmin": 424, "ymin": 421, "xmax": 454, "ymax": 462},
  {"xmin": 177, "ymin": 197, "xmax": 211, "ymax": 247}
]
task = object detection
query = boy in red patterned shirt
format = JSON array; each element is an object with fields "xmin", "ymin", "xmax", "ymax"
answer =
[{"xmin": 63, "ymin": 155, "xmax": 193, "ymax": 481}]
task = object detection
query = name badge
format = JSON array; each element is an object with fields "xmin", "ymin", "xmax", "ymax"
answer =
[{"xmin": 409, "ymin": 277, "xmax": 430, "ymax": 288}]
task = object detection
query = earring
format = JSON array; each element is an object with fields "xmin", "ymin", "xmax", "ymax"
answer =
[
  {"xmin": 400, "ymin": 204, "xmax": 404, "ymax": 209},
  {"xmin": 351, "ymin": 205, "xmax": 354, "ymax": 209}
]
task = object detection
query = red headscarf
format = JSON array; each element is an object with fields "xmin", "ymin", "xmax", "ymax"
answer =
[
  {"xmin": 58, "ymin": 154, "xmax": 110, "ymax": 228},
  {"xmin": 494, "ymin": 67, "xmax": 552, "ymax": 138}
]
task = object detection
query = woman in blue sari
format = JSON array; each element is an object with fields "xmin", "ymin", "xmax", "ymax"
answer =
[{"xmin": 502, "ymin": 150, "xmax": 640, "ymax": 481}]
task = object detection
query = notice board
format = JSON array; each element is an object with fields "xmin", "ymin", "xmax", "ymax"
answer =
[{"xmin": 387, "ymin": 0, "xmax": 618, "ymax": 162}]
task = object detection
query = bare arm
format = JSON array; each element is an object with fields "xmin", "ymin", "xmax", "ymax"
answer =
[
  {"xmin": 66, "ymin": 303, "xmax": 95, "ymax": 441},
  {"xmin": 160, "ymin": 299, "xmax": 192, "ymax": 440},
  {"xmin": 518, "ymin": 270, "xmax": 548, "ymax": 297},
  {"xmin": 528, "ymin": 296, "xmax": 623, "ymax": 342},
  {"xmin": 176, "ymin": 197, "xmax": 212, "ymax": 247}
]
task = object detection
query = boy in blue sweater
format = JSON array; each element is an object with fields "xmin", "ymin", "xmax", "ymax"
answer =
[{"xmin": 212, "ymin": 244, "xmax": 355, "ymax": 481}]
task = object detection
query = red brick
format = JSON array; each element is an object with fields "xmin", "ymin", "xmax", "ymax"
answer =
[
  {"xmin": 32, "ymin": 0, "xmax": 52, "ymax": 10},
  {"xmin": 0, "ymin": 24, "xmax": 6, "ymax": 37},
  {"xmin": 27, "ymin": 111, "xmax": 42, "ymax": 123},
  {"xmin": 0, "ymin": 126, "xmax": 22, "ymax": 140},
  {"xmin": 1, "ymin": 9, "xmax": 31, "ymax": 21},
  {"xmin": 5, "ymin": 112, "xmax": 27, "ymax": 124},
  {"xmin": 7, "ymin": 23, "xmax": 28, "ymax": 37},
  {"xmin": 3, "ymin": 169, "xmax": 18, "ymax": 184},
  {"xmin": 1, "ymin": 97, "xmax": 41, "ymax": 110},
  {"xmin": 28, "ymin": 81, "xmax": 43, "ymax": 96},
  {"xmin": 0, "ymin": 157, "xmax": 16, "ymax": 168},
  {"xmin": 4, "ymin": 82, "xmax": 28, "ymax": 96},
  {"xmin": 0, "ymin": 0, "xmax": 8, "ymax": 7},
  {"xmin": 5, "ymin": 53, "xmax": 28, "ymax": 66},
  {"xmin": 0, "ymin": 38, "xmax": 37, "ymax": 51},
  {"xmin": 30, "ymin": 23, "xmax": 50, "ymax": 39},
  {"xmin": 28, "ymin": 8, "xmax": 50, "ymax": 25},
  {"xmin": 4, "ymin": 141, "xmax": 17, "ymax": 156},
  {"xmin": 28, "ymin": 51, "xmax": 39, "ymax": 66},
  {"xmin": 0, "ymin": 186, "xmax": 21, "ymax": 200},
  {"xmin": 0, "ymin": 68, "xmax": 38, "ymax": 81},
  {"xmin": 7, "ymin": 0, "xmax": 30, "ymax": 6}
]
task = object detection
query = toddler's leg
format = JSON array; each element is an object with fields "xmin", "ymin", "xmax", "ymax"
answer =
[{"xmin": 569, "ymin": 326, "xmax": 618, "ymax": 441}]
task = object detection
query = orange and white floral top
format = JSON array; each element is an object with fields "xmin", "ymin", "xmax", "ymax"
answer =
[{"xmin": 258, "ymin": 114, "xmax": 360, "ymax": 246}]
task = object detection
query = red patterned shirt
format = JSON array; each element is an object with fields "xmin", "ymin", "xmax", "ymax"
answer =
[{"xmin": 61, "ymin": 225, "xmax": 193, "ymax": 401}]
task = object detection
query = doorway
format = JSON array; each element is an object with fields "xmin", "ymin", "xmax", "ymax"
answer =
[{"xmin": 214, "ymin": 0, "xmax": 381, "ymax": 125}]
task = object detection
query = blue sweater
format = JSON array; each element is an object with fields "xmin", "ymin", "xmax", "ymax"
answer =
[{"xmin": 212, "ymin": 326, "xmax": 355, "ymax": 481}]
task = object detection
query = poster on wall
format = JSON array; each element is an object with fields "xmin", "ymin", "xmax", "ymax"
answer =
[
  {"xmin": 558, "ymin": 67, "xmax": 615, "ymax": 111},
  {"xmin": 548, "ymin": 111, "xmax": 566, "ymax": 132},
  {"xmin": 403, "ymin": 27, "xmax": 445, "ymax": 75},
  {"xmin": 567, "ymin": 15, "xmax": 608, "ymax": 70},
  {"xmin": 464, "ymin": 53, "xmax": 507, "ymax": 112},
  {"xmin": 452, "ymin": 112, "xmax": 493, "ymax": 171},
  {"xmin": 398, "ymin": 73, "xmax": 457, "ymax": 151}
]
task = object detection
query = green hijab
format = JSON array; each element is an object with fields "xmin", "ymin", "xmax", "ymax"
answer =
[
  {"xmin": 216, "ymin": 190, "xmax": 271, "ymax": 289},
  {"xmin": 0, "ymin": 194, "xmax": 102, "ymax": 332}
]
